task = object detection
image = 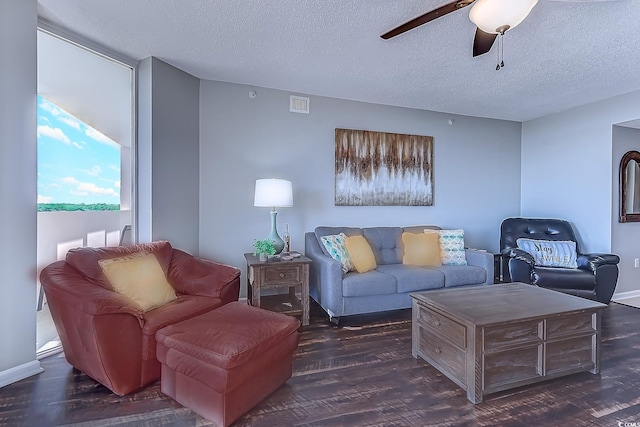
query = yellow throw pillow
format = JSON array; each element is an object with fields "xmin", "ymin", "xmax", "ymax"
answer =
[
  {"xmin": 344, "ymin": 235, "xmax": 377, "ymax": 273},
  {"xmin": 402, "ymin": 232, "xmax": 442, "ymax": 267},
  {"xmin": 98, "ymin": 251, "xmax": 177, "ymax": 312}
]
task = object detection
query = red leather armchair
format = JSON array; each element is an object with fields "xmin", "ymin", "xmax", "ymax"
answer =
[{"xmin": 40, "ymin": 241, "xmax": 240, "ymax": 396}]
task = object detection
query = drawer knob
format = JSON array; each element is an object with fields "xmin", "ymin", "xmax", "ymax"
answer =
[
  {"xmin": 279, "ymin": 272, "xmax": 285, "ymax": 278},
  {"xmin": 435, "ymin": 347, "xmax": 442, "ymax": 354}
]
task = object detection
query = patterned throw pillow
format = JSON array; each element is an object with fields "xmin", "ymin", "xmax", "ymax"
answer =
[
  {"xmin": 98, "ymin": 251, "xmax": 177, "ymax": 312},
  {"xmin": 516, "ymin": 238, "xmax": 578, "ymax": 268},
  {"xmin": 425, "ymin": 229, "xmax": 467, "ymax": 266},
  {"xmin": 320, "ymin": 233, "xmax": 354, "ymax": 274},
  {"xmin": 402, "ymin": 232, "xmax": 442, "ymax": 267}
]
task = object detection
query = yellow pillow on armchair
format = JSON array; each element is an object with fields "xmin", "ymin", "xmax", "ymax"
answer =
[{"xmin": 99, "ymin": 251, "xmax": 177, "ymax": 312}]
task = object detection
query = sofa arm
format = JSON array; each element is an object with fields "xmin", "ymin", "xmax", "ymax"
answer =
[
  {"xmin": 40, "ymin": 261, "xmax": 144, "ymax": 319},
  {"xmin": 305, "ymin": 232, "xmax": 344, "ymax": 317},
  {"xmin": 168, "ymin": 249, "xmax": 241, "ymax": 300},
  {"xmin": 464, "ymin": 249, "xmax": 494, "ymax": 285},
  {"xmin": 577, "ymin": 253, "xmax": 620, "ymax": 273}
]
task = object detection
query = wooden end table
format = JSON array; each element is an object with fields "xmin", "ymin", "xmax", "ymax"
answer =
[{"xmin": 244, "ymin": 252, "xmax": 311, "ymax": 326}]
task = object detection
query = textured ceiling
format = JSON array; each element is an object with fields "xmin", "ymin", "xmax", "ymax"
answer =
[{"xmin": 36, "ymin": 0, "xmax": 640, "ymax": 122}]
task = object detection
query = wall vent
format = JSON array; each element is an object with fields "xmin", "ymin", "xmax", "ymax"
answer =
[{"xmin": 290, "ymin": 95, "xmax": 310, "ymax": 114}]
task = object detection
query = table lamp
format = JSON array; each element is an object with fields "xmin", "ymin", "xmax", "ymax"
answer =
[{"xmin": 254, "ymin": 178, "xmax": 293, "ymax": 254}]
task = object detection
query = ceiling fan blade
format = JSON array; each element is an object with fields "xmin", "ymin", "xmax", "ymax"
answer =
[
  {"xmin": 381, "ymin": 0, "xmax": 475, "ymax": 40},
  {"xmin": 472, "ymin": 28, "xmax": 497, "ymax": 57}
]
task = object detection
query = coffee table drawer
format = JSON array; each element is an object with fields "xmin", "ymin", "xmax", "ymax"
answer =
[
  {"xmin": 546, "ymin": 312, "xmax": 596, "ymax": 339},
  {"xmin": 417, "ymin": 304, "xmax": 466, "ymax": 349},
  {"xmin": 483, "ymin": 344, "xmax": 542, "ymax": 390},
  {"xmin": 483, "ymin": 320, "xmax": 542, "ymax": 352},
  {"xmin": 418, "ymin": 328, "xmax": 466, "ymax": 385},
  {"xmin": 546, "ymin": 335, "xmax": 596, "ymax": 374}
]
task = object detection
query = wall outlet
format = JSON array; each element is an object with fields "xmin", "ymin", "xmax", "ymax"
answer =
[{"xmin": 635, "ymin": 258, "xmax": 639, "ymax": 268}]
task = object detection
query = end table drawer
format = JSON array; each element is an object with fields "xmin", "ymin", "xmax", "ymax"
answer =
[
  {"xmin": 264, "ymin": 265, "xmax": 301, "ymax": 285},
  {"xmin": 417, "ymin": 305, "xmax": 466, "ymax": 349}
]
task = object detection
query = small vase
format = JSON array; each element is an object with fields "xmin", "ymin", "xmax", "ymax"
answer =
[{"xmin": 259, "ymin": 253, "xmax": 267, "ymax": 262}]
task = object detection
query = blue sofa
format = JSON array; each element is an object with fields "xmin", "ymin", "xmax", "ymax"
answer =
[{"xmin": 305, "ymin": 226, "xmax": 494, "ymax": 323}]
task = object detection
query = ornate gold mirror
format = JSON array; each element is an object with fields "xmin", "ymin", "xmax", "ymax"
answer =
[{"xmin": 620, "ymin": 150, "xmax": 640, "ymax": 222}]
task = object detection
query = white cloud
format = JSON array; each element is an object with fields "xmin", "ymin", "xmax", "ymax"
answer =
[
  {"xmin": 72, "ymin": 142, "xmax": 84, "ymax": 150},
  {"xmin": 37, "ymin": 125, "xmax": 71, "ymax": 145},
  {"xmin": 81, "ymin": 165, "xmax": 102, "ymax": 176},
  {"xmin": 58, "ymin": 116, "xmax": 81, "ymax": 130},
  {"xmin": 61, "ymin": 176, "xmax": 79, "ymax": 185},
  {"xmin": 39, "ymin": 100, "xmax": 64, "ymax": 117},
  {"xmin": 77, "ymin": 182, "xmax": 117, "ymax": 197},
  {"xmin": 37, "ymin": 194, "xmax": 53, "ymax": 203},
  {"xmin": 85, "ymin": 127, "xmax": 120, "ymax": 149},
  {"xmin": 115, "ymin": 181, "xmax": 121, "ymax": 188}
]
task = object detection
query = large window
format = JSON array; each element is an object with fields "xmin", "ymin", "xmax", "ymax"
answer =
[{"xmin": 37, "ymin": 95, "xmax": 121, "ymax": 211}]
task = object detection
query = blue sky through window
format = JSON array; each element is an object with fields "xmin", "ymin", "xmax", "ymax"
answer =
[{"xmin": 37, "ymin": 95, "xmax": 120, "ymax": 206}]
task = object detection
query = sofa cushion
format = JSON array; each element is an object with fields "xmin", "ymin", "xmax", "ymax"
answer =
[
  {"xmin": 403, "ymin": 225, "xmax": 441, "ymax": 234},
  {"xmin": 438, "ymin": 265, "xmax": 487, "ymax": 287},
  {"xmin": 66, "ymin": 241, "xmax": 174, "ymax": 290},
  {"xmin": 314, "ymin": 227, "xmax": 363, "ymax": 257},
  {"xmin": 345, "ymin": 235, "xmax": 377, "ymax": 273},
  {"xmin": 362, "ymin": 227, "xmax": 403, "ymax": 265},
  {"xmin": 342, "ymin": 270, "xmax": 396, "ymax": 297},
  {"xmin": 401, "ymin": 232, "xmax": 442, "ymax": 267},
  {"xmin": 320, "ymin": 233, "xmax": 354, "ymax": 273},
  {"xmin": 376, "ymin": 264, "xmax": 444, "ymax": 293}
]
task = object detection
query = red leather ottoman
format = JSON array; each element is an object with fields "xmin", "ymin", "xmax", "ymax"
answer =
[{"xmin": 156, "ymin": 301, "xmax": 300, "ymax": 426}]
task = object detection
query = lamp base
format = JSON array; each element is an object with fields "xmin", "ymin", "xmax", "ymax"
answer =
[{"xmin": 268, "ymin": 209, "xmax": 285, "ymax": 254}]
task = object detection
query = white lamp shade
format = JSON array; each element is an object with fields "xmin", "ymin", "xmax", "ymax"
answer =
[
  {"xmin": 469, "ymin": 0, "xmax": 538, "ymax": 34},
  {"xmin": 254, "ymin": 179, "xmax": 293, "ymax": 207}
]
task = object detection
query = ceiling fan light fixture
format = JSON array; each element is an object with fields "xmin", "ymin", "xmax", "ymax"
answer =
[{"xmin": 469, "ymin": 0, "xmax": 539, "ymax": 34}]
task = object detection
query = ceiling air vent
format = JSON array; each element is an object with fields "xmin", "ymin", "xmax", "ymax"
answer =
[{"xmin": 289, "ymin": 95, "xmax": 310, "ymax": 114}]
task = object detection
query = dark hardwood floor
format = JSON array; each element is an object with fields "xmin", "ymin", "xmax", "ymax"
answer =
[{"xmin": 2, "ymin": 301, "xmax": 640, "ymax": 426}]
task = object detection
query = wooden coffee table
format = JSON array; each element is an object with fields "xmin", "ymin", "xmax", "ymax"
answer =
[{"xmin": 410, "ymin": 283, "xmax": 605, "ymax": 403}]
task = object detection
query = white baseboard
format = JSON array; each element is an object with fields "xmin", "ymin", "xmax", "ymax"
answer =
[
  {"xmin": 0, "ymin": 360, "xmax": 44, "ymax": 388},
  {"xmin": 612, "ymin": 289, "xmax": 640, "ymax": 302}
]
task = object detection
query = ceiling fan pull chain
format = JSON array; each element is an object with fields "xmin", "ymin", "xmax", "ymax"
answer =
[{"xmin": 496, "ymin": 31, "xmax": 505, "ymax": 71}]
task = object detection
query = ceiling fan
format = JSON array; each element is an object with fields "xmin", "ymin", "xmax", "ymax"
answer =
[
  {"xmin": 381, "ymin": 0, "xmax": 539, "ymax": 58},
  {"xmin": 381, "ymin": 0, "xmax": 603, "ymax": 59}
]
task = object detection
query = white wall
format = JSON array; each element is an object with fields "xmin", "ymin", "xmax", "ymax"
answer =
[
  {"xmin": 199, "ymin": 81, "xmax": 523, "ymax": 296},
  {"xmin": 37, "ymin": 210, "xmax": 131, "ymax": 273},
  {"xmin": 612, "ymin": 125, "xmax": 640, "ymax": 294},
  {"xmin": 521, "ymin": 90, "xmax": 640, "ymax": 253},
  {"xmin": 0, "ymin": 0, "xmax": 42, "ymax": 386},
  {"xmin": 138, "ymin": 57, "xmax": 200, "ymax": 254}
]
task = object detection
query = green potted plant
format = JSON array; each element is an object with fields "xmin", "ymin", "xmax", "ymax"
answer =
[{"xmin": 254, "ymin": 239, "xmax": 276, "ymax": 261}]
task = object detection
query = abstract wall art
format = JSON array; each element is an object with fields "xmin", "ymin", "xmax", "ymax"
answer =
[{"xmin": 335, "ymin": 128, "xmax": 434, "ymax": 206}]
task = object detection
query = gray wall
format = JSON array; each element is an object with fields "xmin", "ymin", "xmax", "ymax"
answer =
[
  {"xmin": 521, "ymin": 90, "xmax": 640, "ymax": 296},
  {"xmin": 612, "ymin": 125, "xmax": 640, "ymax": 294},
  {"xmin": 0, "ymin": 0, "xmax": 42, "ymax": 383},
  {"xmin": 199, "ymin": 81, "xmax": 523, "ymax": 296},
  {"xmin": 137, "ymin": 57, "xmax": 200, "ymax": 254}
]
